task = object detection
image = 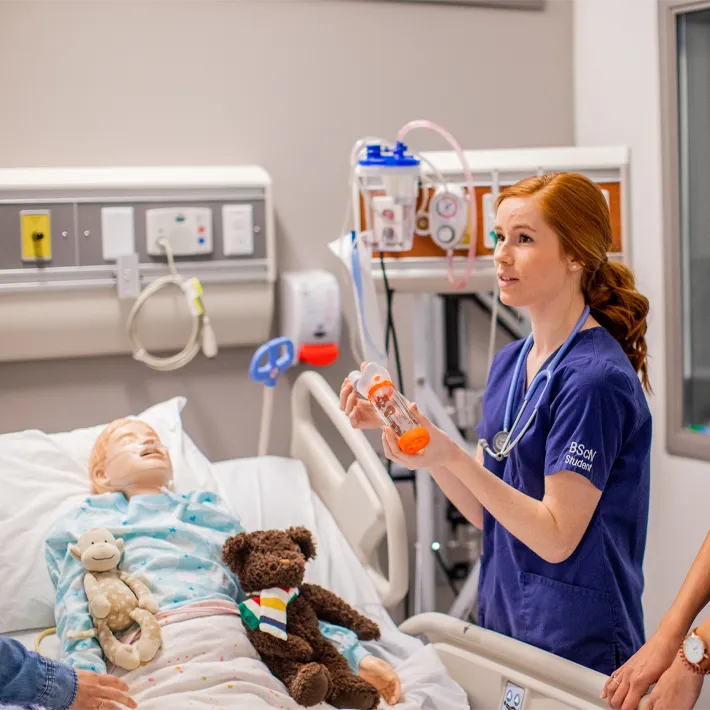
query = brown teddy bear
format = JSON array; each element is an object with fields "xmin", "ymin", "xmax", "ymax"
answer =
[{"xmin": 222, "ymin": 526, "xmax": 383, "ymax": 709}]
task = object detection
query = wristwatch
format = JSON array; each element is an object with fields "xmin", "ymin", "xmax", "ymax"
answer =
[{"xmin": 680, "ymin": 628, "xmax": 710, "ymax": 675}]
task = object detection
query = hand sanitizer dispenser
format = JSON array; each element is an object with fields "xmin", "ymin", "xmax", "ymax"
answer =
[{"xmin": 280, "ymin": 270, "xmax": 341, "ymax": 366}]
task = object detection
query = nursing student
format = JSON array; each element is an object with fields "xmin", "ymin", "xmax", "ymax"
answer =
[{"xmin": 340, "ymin": 172, "xmax": 652, "ymax": 678}]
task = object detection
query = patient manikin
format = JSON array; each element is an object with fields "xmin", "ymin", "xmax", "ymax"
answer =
[{"xmin": 84, "ymin": 417, "xmax": 402, "ymax": 705}]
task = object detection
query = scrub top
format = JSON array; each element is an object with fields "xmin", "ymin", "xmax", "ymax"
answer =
[{"xmin": 475, "ymin": 326, "xmax": 651, "ymax": 676}]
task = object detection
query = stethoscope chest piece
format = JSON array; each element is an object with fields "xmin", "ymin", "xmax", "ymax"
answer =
[{"xmin": 492, "ymin": 430, "xmax": 509, "ymax": 456}]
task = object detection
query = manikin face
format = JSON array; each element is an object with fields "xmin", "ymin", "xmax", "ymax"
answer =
[
  {"xmin": 92, "ymin": 420, "xmax": 173, "ymax": 496},
  {"xmin": 493, "ymin": 194, "xmax": 581, "ymax": 309}
]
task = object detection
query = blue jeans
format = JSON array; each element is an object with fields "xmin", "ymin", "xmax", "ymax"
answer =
[{"xmin": 0, "ymin": 637, "xmax": 78, "ymax": 710}]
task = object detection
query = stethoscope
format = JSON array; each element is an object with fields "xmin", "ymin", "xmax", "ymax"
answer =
[{"xmin": 479, "ymin": 305, "xmax": 590, "ymax": 461}]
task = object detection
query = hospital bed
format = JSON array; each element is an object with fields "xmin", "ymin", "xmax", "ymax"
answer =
[{"xmin": 0, "ymin": 370, "xmax": 609, "ymax": 710}]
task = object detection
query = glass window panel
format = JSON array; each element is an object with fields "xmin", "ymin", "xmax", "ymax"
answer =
[{"xmin": 678, "ymin": 9, "xmax": 710, "ymax": 434}]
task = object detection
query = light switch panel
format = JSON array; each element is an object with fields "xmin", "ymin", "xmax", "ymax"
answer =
[
  {"xmin": 222, "ymin": 204, "xmax": 254, "ymax": 256},
  {"xmin": 101, "ymin": 206, "xmax": 135, "ymax": 261}
]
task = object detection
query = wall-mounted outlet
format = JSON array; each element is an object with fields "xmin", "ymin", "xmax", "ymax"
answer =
[{"xmin": 21, "ymin": 210, "xmax": 51, "ymax": 262}]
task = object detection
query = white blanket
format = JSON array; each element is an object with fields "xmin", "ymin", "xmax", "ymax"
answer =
[{"xmin": 114, "ymin": 612, "xmax": 468, "ymax": 710}]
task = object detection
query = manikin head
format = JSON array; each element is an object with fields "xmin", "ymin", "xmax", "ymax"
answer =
[
  {"xmin": 89, "ymin": 418, "xmax": 173, "ymax": 498},
  {"xmin": 70, "ymin": 528, "xmax": 124, "ymax": 573}
]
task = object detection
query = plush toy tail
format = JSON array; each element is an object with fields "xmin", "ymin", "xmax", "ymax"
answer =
[{"xmin": 129, "ymin": 607, "xmax": 162, "ymax": 662}]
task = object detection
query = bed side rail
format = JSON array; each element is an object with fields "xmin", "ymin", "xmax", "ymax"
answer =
[
  {"xmin": 400, "ymin": 613, "xmax": 608, "ymax": 710},
  {"xmin": 290, "ymin": 370, "xmax": 408, "ymax": 609}
]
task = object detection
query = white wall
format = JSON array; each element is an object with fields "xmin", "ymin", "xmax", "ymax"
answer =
[
  {"xmin": 574, "ymin": 0, "xmax": 710, "ymax": 688},
  {"xmin": 0, "ymin": 0, "xmax": 574, "ymax": 463}
]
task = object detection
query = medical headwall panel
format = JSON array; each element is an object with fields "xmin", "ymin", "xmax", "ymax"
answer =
[
  {"xmin": 354, "ymin": 145, "xmax": 630, "ymax": 294},
  {"xmin": 0, "ymin": 166, "xmax": 274, "ymax": 363}
]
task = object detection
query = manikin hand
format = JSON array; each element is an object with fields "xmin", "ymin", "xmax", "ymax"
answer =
[
  {"xmin": 602, "ymin": 627, "xmax": 685, "ymax": 709},
  {"xmin": 381, "ymin": 403, "xmax": 461, "ymax": 471},
  {"xmin": 359, "ymin": 655, "xmax": 402, "ymax": 705}
]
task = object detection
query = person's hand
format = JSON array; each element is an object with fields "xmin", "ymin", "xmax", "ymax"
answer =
[
  {"xmin": 638, "ymin": 654, "xmax": 704, "ymax": 710},
  {"xmin": 381, "ymin": 403, "xmax": 461, "ymax": 470},
  {"xmin": 70, "ymin": 669, "xmax": 137, "ymax": 710},
  {"xmin": 339, "ymin": 364, "xmax": 381, "ymax": 430},
  {"xmin": 602, "ymin": 628, "xmax": 684, "ymax": 709}
]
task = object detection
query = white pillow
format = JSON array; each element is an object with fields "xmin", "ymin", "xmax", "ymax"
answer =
[{"xmin": 0, "ymin": 397, "xmax": 219, "ymax": 634}]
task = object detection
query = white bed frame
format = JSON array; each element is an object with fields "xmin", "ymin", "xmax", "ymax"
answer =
[
  {"xmin": 291, "ymin": 370, "xmax": 610, "ymax": 710},
  {"xmin": 290, "ymin": 370, "xmax": 408, "ymax": 609}
]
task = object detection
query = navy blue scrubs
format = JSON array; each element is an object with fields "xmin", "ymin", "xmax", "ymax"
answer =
[{"xmin": 475, "ymin": 326, "xmax": 651, "ymax": 676}]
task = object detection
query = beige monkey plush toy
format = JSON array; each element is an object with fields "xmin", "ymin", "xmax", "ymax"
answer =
[{"xmin": 67, "ymin": 528, "xmax": 162, "ymax": 671}]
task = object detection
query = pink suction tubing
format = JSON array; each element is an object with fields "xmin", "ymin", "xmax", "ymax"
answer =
[{"xmin": 396, "ymin": 120, "xmax": 478, "ymax": 289}]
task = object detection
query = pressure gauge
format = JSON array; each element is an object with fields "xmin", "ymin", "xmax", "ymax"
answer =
[
  {"xmin": 429, "ymin": 186, "xmax": 467, "ymax": 250},
  {"xmin": 436, "ymin": 195, "xmax": 459, "ymax": 219}
]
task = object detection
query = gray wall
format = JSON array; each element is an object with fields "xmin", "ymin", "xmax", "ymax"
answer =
[{"xmin": 0, "ymin": 0, "xmax": 574, "ymax": 461}]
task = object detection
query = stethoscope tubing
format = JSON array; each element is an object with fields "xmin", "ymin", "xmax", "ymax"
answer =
[{"xmin": 481, "ymin": 305, "xmax": 591, "ymax": 461}]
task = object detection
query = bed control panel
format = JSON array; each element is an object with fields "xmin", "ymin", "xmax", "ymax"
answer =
[{"xmin": 501, "ymin": 681, "xmax": 526, "ymax": 710}]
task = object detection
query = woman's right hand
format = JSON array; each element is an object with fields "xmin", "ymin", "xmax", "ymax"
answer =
[
  {"xmin": 339, "ymin": 369, "xmax": 381, "ymax": 430},
  {"xmin": 70, "ymin": 669, "xmax": 137, "ymax": 710},
  {"xmin": 602, "ymin": 627, "xmax": 685, "ymax": 710}
]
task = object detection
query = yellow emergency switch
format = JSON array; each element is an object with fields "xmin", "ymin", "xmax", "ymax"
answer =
[{"xmin": 21, "ymin": 210, "xmax": 52, "ymax": 262}]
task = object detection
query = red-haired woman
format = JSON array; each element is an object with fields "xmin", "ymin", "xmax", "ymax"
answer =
[{"xmin": 341, "ymin": 172, "xmax": 652, "ymax": 679}]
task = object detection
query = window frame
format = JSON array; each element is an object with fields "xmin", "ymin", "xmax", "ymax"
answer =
[{"xmin": 660, "ymin": 0, "xmax": 710, "ymax": 460}]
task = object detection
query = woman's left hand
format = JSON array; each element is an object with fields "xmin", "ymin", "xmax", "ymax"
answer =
[
  {"xmin": 381, "ymin": 403, "xmax": 461, "ymax": 470},
  {"xmin": 638, "ymin": 654, "xmax": 704, "ymax": 710}
]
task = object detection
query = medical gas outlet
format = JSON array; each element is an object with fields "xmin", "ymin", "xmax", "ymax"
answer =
[
  {"xmin": 429, "ymin": 186, "xmax": 467, "ymax": 250},
  {"xmin": 21, "ymin": 210, "xmax": 52, "ymax": 262}
]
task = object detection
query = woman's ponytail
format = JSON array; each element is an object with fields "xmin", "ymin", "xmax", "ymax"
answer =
[{"xmin": 583, "ymin": 260, "xmax": 651, "ymax": 393}]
